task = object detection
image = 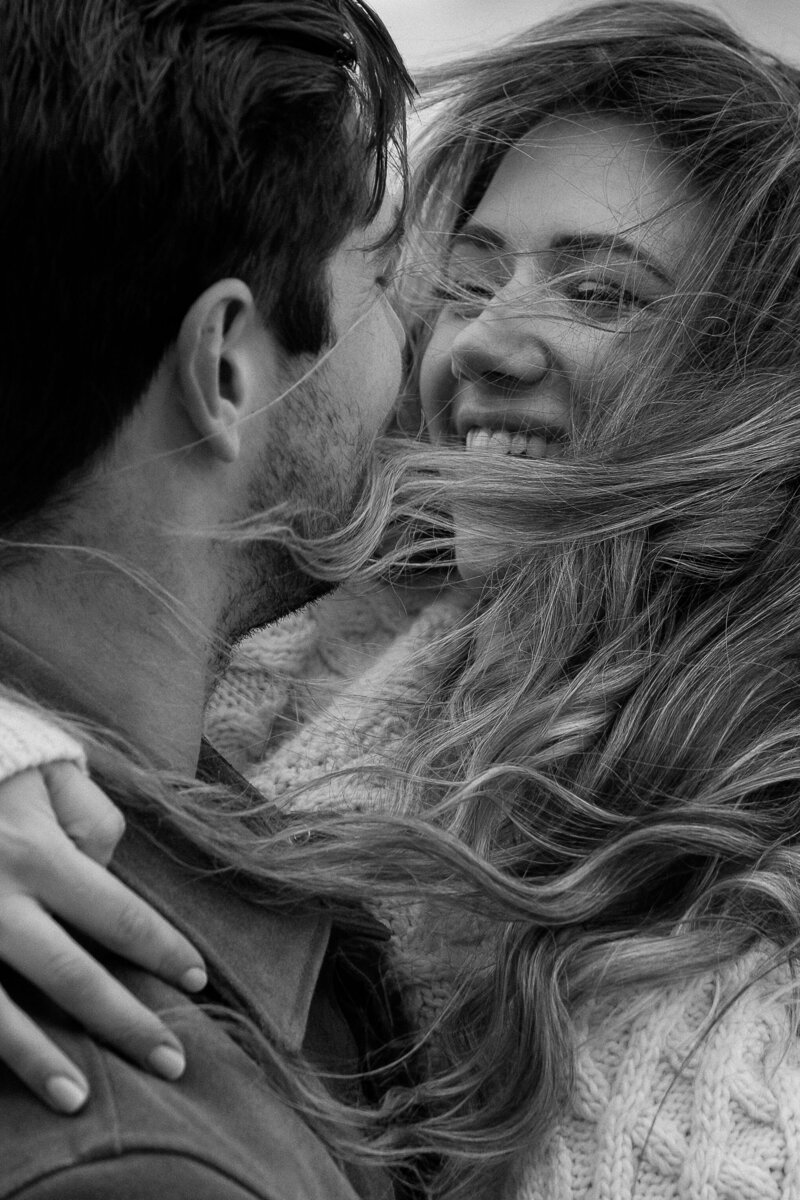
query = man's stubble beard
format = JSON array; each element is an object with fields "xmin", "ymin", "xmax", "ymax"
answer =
[{"xmin": 216, "ymin": 369, "xmax": 378, "ymax": 649}]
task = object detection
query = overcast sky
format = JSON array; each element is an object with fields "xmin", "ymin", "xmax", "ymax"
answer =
[{"xmin": 368, "ymin": 0, "xmax": 800, "ymax": 71}]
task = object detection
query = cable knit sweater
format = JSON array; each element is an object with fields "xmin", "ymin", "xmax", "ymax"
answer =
[
  {"xmin": 2, "ymin": 583, "xmax": 800, "ymax": 1199},
  {"xmin": 517, "ymin": 949, "xmax": 800, "ymax": 1200}
]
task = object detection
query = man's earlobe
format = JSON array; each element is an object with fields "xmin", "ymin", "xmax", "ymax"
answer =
[{"xmin": 176, "ymin": 280, "xmax": 256, "ymax": 463}]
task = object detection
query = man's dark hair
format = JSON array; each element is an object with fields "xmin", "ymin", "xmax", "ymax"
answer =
[{"xmin": 0, "ymin": 0, "xmax": 412, "ymax": 526}]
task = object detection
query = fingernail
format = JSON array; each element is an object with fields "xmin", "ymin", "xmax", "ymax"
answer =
[
  {"xmin": 180, "ymin": 965, "xmax": 207, "ymax": 993},
  {"xmin": 46, "ymin": 1075, "xmax": 89, "ymax": 1114},
  {"xmin": 148, "ymin": 1044, "xmax": 186, "ymax": 1081}
]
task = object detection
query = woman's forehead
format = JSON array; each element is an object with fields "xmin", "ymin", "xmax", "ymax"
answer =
[{"xmin": 471, "ymin": 113, "xmax": 706, "ymax": 276}]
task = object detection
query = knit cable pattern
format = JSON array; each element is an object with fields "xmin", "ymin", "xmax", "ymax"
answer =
[{"xmin": 517, "ymin": 954, "xmax": 800, "ymax": 1199}]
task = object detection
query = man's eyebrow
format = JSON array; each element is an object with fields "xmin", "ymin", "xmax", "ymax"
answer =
[{"xmin": 550, "ymin": 233, "xmax": 674, "ymax": 286}]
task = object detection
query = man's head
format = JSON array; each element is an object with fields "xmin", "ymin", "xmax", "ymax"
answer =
[{"xmin": 0, "ymin": 0, "xmax": 412, "ymax": 538}]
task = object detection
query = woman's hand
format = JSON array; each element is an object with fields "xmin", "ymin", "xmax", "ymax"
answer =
[{"xmin": 0, "ymin": 763, "xmax": 206, "ymax": 1113}]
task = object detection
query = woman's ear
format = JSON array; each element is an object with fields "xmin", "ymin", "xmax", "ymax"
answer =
[{"xmin": 176, "ymin": 279, "xmax": 258, "ymax": 463}]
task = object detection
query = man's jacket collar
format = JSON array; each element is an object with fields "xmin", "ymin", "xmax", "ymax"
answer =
[{"xmin": 113, "ymin": 743, "xmax": 332, "ymax": 1054}]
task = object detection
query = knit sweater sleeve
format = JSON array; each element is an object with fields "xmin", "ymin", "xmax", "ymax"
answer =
[{"xmin": 0, "ymin": 695, "xmax": 86, "ymax": 781}]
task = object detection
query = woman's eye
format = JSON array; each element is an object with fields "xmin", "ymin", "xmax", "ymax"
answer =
[
  {"xmin": 565, "ymin": 277, "xmax": 643, "ymax": 319},
  {"xmin": 435, "ymin": 279, "xmax": 496, "ymax": 312}
]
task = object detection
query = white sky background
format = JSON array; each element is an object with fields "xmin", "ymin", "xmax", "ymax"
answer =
[{"xmin": 368, "ymin": 0, "xmax": 800, "ymax": 71}]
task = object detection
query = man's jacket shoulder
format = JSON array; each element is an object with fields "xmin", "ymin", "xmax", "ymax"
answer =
[
  {"xmin": 0, "ymin": 789, "xmax": 395, "ymax": 1200},
  {"xmin": 0, "ymin": 969, "xmax": 366, "ymax": 1199}
]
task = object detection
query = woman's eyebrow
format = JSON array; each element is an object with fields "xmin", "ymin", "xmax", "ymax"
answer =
[
  {"xmin": 453, "ymin": 225, "xmax": 673, "ymax": 288},
  {"xmin": 550, "ymin": 233, "xmax": 674, "ymax": 286}
]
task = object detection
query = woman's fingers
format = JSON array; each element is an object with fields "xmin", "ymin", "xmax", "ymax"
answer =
[
  {"xmin": 0, "ymin": 984, "xmax": 90, "ymax": 1113},
  {"xmin": 0, "ymin": 895, "xmax": 189, "ymax": 1083},
  {"xmin": 33, "ymin": 837, "xmax": 207, "ymax": 993},
  {"xmin": 0, "ymin": 765, "xmax": 207, "ymax": 1108},
  {"xmin": 0, "ymin": 768, "xmax": 206, "ymax": 994},
  {"xmin": 41, "ymin": 762, "xmax": 125, "ymax": 865}
]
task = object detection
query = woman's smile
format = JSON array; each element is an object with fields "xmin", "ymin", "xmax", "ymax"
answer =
[{"xmin": 418, "ymin": 110, "xmax": 706, "ymax": 577}]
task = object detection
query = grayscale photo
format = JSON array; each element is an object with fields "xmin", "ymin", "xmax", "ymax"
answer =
[{"xmin": 0, "ymin": 1, "xmax": 798, "ymax": 1197}]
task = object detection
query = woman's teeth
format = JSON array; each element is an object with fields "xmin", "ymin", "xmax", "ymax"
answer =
[{"xmin": 464, "ymin": 427, "xmax": 547, "ymax": 459}]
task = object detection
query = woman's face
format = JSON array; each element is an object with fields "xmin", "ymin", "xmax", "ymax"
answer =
[{"xmin": 419, "ymin": 113, "xmax": 705, "ymax": 579}]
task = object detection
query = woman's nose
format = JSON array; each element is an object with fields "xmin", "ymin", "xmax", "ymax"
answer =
[{"xmin": 449, "ymin": 280, "xmax": 561, "ymax": 393}]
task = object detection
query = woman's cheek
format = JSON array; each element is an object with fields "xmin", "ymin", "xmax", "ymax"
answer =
[{"xmin": 418, "ymin": 322, "xmax": 455, "ymax": 443}]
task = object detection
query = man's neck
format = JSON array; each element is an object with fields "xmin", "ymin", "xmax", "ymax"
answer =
[{"xmin": 0, "ymin": 547, "xmax": 216, "ymax": 772}]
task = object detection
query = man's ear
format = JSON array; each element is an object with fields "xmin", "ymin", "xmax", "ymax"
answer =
[{"xmin": 176, "ymin": 279, "xmax": 262, "ymax": 463}]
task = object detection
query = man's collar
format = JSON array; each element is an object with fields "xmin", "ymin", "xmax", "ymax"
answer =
[{"xmin": 113, "ymin": 816, "xmax": 331, "ymax": 1053}]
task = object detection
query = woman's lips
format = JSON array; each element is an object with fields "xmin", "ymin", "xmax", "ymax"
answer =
[{"xmin": 452, "ymin": 397, "xmax": 568, "ymax": 452}]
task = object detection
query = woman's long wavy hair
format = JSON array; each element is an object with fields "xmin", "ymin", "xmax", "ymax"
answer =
[
  {"xmin": 13, "ymin": 3, "xmax": 800, "ymax": 1196},
  {"xmin": 354, "ymin": 0, "xmax": 800, "ymax": 1193}
]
